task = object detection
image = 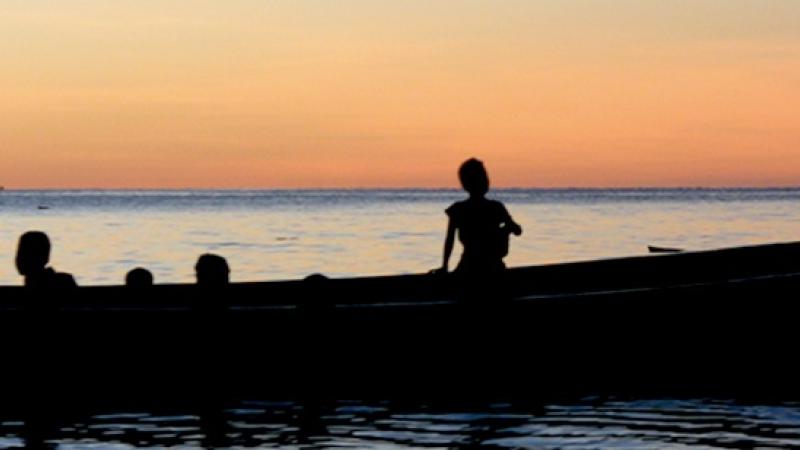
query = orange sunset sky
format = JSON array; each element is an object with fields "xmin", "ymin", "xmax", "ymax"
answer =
[{"xmin": 1, "ymin": 1, "xmax": 799, "ymax": 188}]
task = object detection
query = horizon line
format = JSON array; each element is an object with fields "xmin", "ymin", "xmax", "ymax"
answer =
[{"xmin": 4, "ymin": 186, "xmax": 800, "ymax": 192}]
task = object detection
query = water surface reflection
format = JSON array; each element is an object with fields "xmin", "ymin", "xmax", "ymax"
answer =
[
  {"xmin": 5, "ymin": 398, "xmax": 800, "ymax": 448},
  {"xmin": 3, "ymin": 189, "xmax": 800, "ymax": 285}
]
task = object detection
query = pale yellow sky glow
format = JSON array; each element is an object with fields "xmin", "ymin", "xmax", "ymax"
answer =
[{"xmin": 1, "ymin": 1, "xmax": 799, "ymax": 188}]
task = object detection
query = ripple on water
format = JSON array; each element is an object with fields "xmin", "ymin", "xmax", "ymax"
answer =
[{"xmin": 4, "ymin": 398, "xmax": 800, "ymax": 448}]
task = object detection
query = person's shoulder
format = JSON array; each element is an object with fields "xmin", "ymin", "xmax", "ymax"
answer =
[
  {"xmin": 486, "ymin": 198, "xmax": 509, "ymax": 210},
  {"xmin": 31, "ymin": 268, "xmax": 77, "ymax": 289},
  {"xmin": 486, "ymin": 198, "xmax": 511, "ymax": 216},
  {"xmin": 445, "ymin": 200, "xmax": 468, "ymax": 216},
  {"xmin": 54, "ymin": 271, "xmax": 77, "ymax": 288},
  {"xmin": 485, "ymin": 198, "xmax": 504, "ymax": 206}
]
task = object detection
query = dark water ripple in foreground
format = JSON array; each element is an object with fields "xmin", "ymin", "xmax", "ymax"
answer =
[{"xmin": 3, "ymin": 398, "xmax": 800, "ymax": 448}]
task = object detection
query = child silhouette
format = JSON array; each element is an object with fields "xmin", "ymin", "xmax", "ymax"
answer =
[{"xmin": 437, "ymin": 158, "xmax": 522, "ymax": 275}]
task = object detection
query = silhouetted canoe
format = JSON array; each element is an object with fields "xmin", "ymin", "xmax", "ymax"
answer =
[{"xmin": 1, "ymin": 240, "xmax": 800, "ymax": 405}]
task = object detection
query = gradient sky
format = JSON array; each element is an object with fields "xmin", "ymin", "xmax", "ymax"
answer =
[{"xmin": 1, "ymin": 0, "xmax": 799, "ymax": 188}]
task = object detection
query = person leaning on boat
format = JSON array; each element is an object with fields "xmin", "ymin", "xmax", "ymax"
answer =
[
  {"xmin": 15, "ymin": 231, "xmax": 77, "ymax": 289},
  {"xmin": 435, "ymin": 158, "xmax": 522, "ymax": 276}
]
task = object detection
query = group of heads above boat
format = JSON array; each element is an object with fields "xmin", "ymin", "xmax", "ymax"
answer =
[
  {"xmin": 15, "ymin": 230, "xmax": 231, "ymax": 289},
  {"xmin": 12, "ymin": 159, "xmax": 522, "ymax": 288}
]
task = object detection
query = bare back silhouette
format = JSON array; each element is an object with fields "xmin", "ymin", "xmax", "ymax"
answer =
[{"xmin": 438, "ymin": 159, "xmax": 522, "ymax": 275}]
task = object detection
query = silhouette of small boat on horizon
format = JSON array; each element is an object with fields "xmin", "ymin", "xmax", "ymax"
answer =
[
  {"xmin": 648, "ymin": 245, "xmax": 683, "ymax": 253},
  {"xmin": 1, "ymin": 240, "xmax": 799, "ymax": 404}
]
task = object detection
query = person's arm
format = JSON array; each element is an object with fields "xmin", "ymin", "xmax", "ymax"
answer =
[
  {"xmin": 507, "ymin": 217, "xmax": 522, "ymax": 236},
  {"xmin": 441, "ymin": 217, "xmax": 457, "ymax": 272},
  {"xmin": 500, "ymin": 203, "xmax": 522, "ymax": 236}
]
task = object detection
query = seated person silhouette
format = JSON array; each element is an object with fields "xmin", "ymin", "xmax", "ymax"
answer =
[
  {"xmin": 195, "ymin": 253, "xmax": 230, "ymax": 286},
  {"xmin": 194, "ymin": 254, "xmax": 229, "ymax": 317},
  {"xmin": 437, "ymin": 158, "xmax": 522, "ymax": 275},
  {"xmin": 125, "ymin": 267, "xmax": 153, "ymax": 287},
  {"xmin": 15, "ymin": 231, "xmax": 77, "ymax": 288}
]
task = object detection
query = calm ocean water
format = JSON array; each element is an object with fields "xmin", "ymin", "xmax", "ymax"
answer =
[
  {"xmin": 1, "ymin": 188, "xmax": 799, "ymax": 285},
  {"xmin": 3, "ymin": 188, "xmax": 800, "ymax": 448}
]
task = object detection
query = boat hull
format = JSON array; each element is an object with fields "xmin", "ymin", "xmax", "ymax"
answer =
[{"xmin": 1, "ymin": 241, "xmax": 799, "ymax": 404}]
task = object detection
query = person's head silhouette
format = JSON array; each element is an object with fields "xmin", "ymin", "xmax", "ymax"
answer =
[
  {"xmin": 126, "ymin": 267, "xmax": 153, "ymax": 287},
  {"xmin": 15, "ymin": 231, "xmax": 51, "ymax": 277},
  {"xmin": 195, "ymin": 253, "xmax": 230, "ymax": 286},
  {"xmin": 458, "ymin": 158, "xmax": 489, "ymax": 197}
]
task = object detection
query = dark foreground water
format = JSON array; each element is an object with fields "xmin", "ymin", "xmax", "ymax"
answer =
[{"xmin": 4, "ymin": 398, "xmax": 800, "ymax": 449}]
